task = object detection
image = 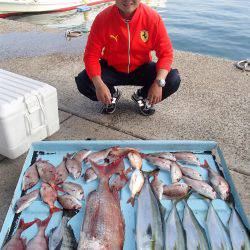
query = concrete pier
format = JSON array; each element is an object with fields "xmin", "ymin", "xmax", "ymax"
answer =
[{"xmin": 0, "ymin": 18, "xmax": 249, "ymax": 229}]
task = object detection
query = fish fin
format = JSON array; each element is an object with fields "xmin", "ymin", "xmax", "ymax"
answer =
[
  {"xmin": 146, "ymin": 224, "xmax": 152, "ymax": 237},
  {"xmin": 50, "ymin": 206, "xmax": 62, "ymax": 215},
  {"xmin": 18, "ymin": 218, "xmax": 39, "ymax": 230},
  {"xmin": 127, "ymin": 197, "xmax": 135, "ymax": 207},
  {"xmin": 142, "ymin": 168, "xmax": 160, "ymax": 179},
  {"xmin": 90, "ymin": 157, "xmax": 124, "ymax": 180}
]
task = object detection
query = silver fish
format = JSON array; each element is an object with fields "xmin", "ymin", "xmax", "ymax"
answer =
[
  {"xmin": 165, "ymin": 202, "xmax": 186, "ymax": 250},
  {"xmin": 73, "ymin": 149, "xmax": 91, "ymax": 162},
  {"xmin": 62, "ymin": 182, "xmax": 84, "ymax": 200},
  {"xmin": 84, "ymin": 167, "xmax": 97, "ymax": 182},
  {"xmin": 127, "ymin": 168, "xmax": 145, "ymax": 207},
  {"xmin": 206, "ymin": 202, "xmax": 232, "ymax": 250},
  {"xmin": 202, "ymin": 160, "xmax": 230, "ymax": 200},
  {"xmin": 179, "ymin": 164, "xmax": 203, "ymax": 181},
  {"xmin": 55, "ymin": 157, "xmax": 69, "ymax": 185},
  {"xmin": 14, "ymin": 189, "xmax": 40, "ymax": 213},
  {"xmin": 174, "ymin": 152, "xmax": 201, "ymax": 166},
  {"xmin": 170, "ymin": 162, "xmax": 182, "ymax": 183},
  {"xmin": 163, "ymin": 183, "xmax": 190, "ymax": 200},
  {"xmin": 228, "ymin": 207, "xmax": 250, "ymax": 250},
  {"xmin": 136, "ymin": 172, "xmax": 164, "ymax": 250},
  {"xmin": 26, "ymin": 215, "xmax": 52, "ymax": 250},
  {"xmin": 183, "ymin": 201, "xmax": 209, "ymax": 250},
  {"xmin": 58, "ymin": 194, "xmax": 82, "ymax": 210},
  {"xmin": 22, "ymin": 163, "xmax": 39, "ymax": 191},
  {"xmin": 183, "ymin": 176, "xmax": 217, "ymax": 199},
  {"xmin": 65, "ymin": 154, "xmax": 82, "ymax": 179}
]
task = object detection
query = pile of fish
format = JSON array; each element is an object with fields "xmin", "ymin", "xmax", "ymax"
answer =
[{"xmin": 2, "ymin": 146, "xmax": 250, "ymax": 250}]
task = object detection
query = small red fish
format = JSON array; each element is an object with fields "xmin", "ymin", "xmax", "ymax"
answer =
[{"xmin": 22, "ymin": 163, "xmax": 39, "ymax": 191}]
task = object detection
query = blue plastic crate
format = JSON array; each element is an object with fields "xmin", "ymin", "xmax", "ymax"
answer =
[{"xmin": 0, "ymin": 140, "xmax": 249, "ymax": 249}]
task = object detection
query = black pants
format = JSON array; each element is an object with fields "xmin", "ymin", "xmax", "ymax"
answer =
[{"xmin": 75, "ymin": 60, "xmax": 181, "ymax": 101}]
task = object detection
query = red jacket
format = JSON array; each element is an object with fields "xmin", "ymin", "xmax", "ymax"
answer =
[{"xmin": 84, "ymin": 3, "xmax": 173, "ymax": 79}]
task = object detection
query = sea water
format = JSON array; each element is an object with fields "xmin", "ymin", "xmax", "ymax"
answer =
[{"xmin": 7, "ymin": 0, "xmax": 250, "ymax": 60}]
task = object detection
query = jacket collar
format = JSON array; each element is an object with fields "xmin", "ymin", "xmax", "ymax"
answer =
[{"xmin": 114, "ymin": 3, "xmax": 142, "ymax": 24}]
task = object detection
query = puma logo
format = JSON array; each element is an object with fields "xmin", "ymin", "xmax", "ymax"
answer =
[{"xmin": 110, "ymin": 34, "xmax": 118, "ymax": 42}]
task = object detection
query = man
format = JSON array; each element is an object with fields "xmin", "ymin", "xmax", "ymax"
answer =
[{"xmin": 75, "ymin": 0, "xmax": 181, "ymax": 116}]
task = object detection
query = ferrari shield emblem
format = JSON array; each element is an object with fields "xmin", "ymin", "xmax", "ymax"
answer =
[{"xmin": 140, "ymin": 30, "xmax": 149, "ymax": 42}]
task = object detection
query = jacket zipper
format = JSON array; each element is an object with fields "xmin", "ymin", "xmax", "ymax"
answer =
[{"xmin": 126, "ymin": 21, "xmax": 131, "ymax": 73}]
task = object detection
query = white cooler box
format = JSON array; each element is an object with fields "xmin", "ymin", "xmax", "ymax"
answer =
[{"xmin": 0, "ymin": 69, "xmax": 60, "ymax": 159}]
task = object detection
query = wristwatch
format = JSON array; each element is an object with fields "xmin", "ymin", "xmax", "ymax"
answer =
[{"xmin": 155, "ymin": 78, "xmax": 166, "ymax": 87}]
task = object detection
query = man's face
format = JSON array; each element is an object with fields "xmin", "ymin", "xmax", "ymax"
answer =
[{"xmin": 116, "ymin": 0, "xmax": 140, "ymax": 17}]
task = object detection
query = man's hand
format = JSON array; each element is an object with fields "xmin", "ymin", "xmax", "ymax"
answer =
[
  {"xmin": 147, "ymin": 81, "xmax": 162, "ymax": 105},
  {"xmin": 95, "ymin": 82, "xmax": 112, "ymax": 104},
  {"xmin": 92, "ymin": 76, "xmax": 112, "ymax": 104}
]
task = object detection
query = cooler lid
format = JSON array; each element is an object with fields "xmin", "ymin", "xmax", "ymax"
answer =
[{"xmin": 0, "ymin": 69, "xmax": 57, "ymax": 118}]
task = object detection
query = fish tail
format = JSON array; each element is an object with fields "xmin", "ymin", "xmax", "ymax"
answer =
[
  {"xmin": 127, "ymin": 197, "xmax": 135, "ymax": 207},
  {"xmin": 50, "ymin": 206, "xmax": 62, "ymax": 214},
  {"xmin": 18, "ymin": 218, "xmax": 39, "ymax": 230},
  {"xmin": 39, "ymin": 214, "xmax": 52, "ymax": 228},
  {"xmin": 201, "ymin": 160, "xmax": 210, "ymax": 169},
  {"xmin": 143, "ymin": 168, "xmax": 160, "ymax": 178},
  {"xmin": 90, "ymin": 157, "xmax": 124, "ymax": 179}
]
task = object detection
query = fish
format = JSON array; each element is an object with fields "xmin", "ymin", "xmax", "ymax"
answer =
[
  {"xmin": 55, "ymin": 157, "xmax": 69, "ymax": 185},
  {"xmin": 206, "ymin": 202, "xmax": 232, "ymax": 250},
  {"xmin": 65, "ymin": 154, "xmax": 82, "ymax": 179},
  {"xmin": 26, "ymin": 214, "xmax": 52, "ymax": 250},
  {"xmin": 142, "ymin": 152, "xmax": 176, "ymax": 161},
  {"xmin": 48, "ymin": 213, "xmax": 78, "ymax": 250},
  {"xmin": 136, "ymin": 171, "xmax": 164, "ymax": 250},
  {"xmin": 36, "ymin": 159, "xmax": 57, "ymax": 183},
  {"xmin": 170, "ymin": 162, "xmax": 182, "ymax": 183},
  {"xmin": 165, "ymin": 202, "xmax": 186, "ymax": 250},
  {"xmin": 107, "ymin": 146, "xmax": 136, "ymax": 161},
  {"xmin": 62, "ymin": 182, "xmax": 84, "ymax": 200},
  {"xmin": 78, "ymin": 158, "xmax": 125, "ymax": 249},
  {"xmin": 40, "ymin": 183, "xmax": 61, "ymax": 214},
  {"xmin": 84, "ymin": 167, "xmax": 97, "ymax": 182},
  {"xmin": 127, "ymin": 150, "xmax": 142, "ymax": 170},
  {"xmin": 127, "ymin": 168, "xmax": 145, "ymax": 207},
  {"xmin": 183, "ymin": 201, "xmax": 209, "ymax": 250},
  {"xmin": 228, "ymin": 206, "xmax": 250, "ymax": 250},
  {"xmin": 14, "ymin": 189, "xmax": 40, "ymax": 213},
  {"xmin": 144, "ymin": 155, "xmax": 172, "ymax": 171},
  {"xmin": 110, "ymin": 160, "xmax": 131, "ymax": 192},
  {"xmin": 150, "ymin": 169, "xmax": 164, "ymax": 200},
  {"xmin": 202, "ymin": 160, "xmax": 230, "ymax": 200},
  {"xmin": 58, "ymin": 194, "xmax": 82, "ymax": 210},
  {"xmin": 173, "ymin": 152, "xmax": 201, "ymax": 166},
  {"xmin": 22, "ymin": 163, "xmax": 39, "ymax": 191},
  {"xmin": 2, "ymin": 218, "xmax": 38, "ymax": 250},
  {"xmin": 162, "ymin": 183, "xmax": 190, "ymax": 200},
  {"xmin": 178, "ymin": 164, "xmax": 203, "ymax": 181},
  {"xmin": 183, "ymin": 176, "xmax": 217, "ymax": 199},
  {"xmin": 86, "ymin": 146, "xmax": 119, "ymax": 163},
  {"xmin": 73, "ymin": 149, "xmax": 91, "ymax": 162}
]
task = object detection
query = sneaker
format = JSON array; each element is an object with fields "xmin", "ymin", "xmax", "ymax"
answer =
[
  {"xmin": 131, "ymin": 90, "xmax": 155, "ymax": 116},
  {"xmin": 101, "ymin": 89, "xmax": 121, "ymax": 114}
]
